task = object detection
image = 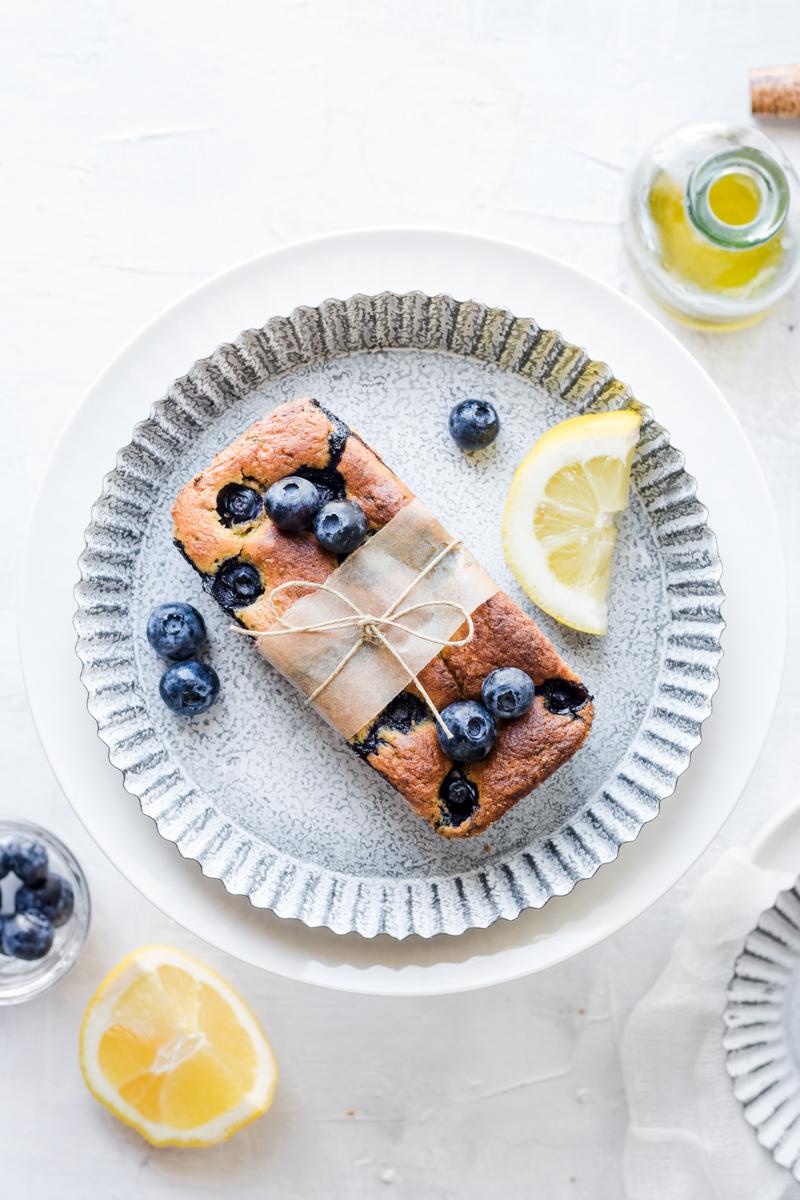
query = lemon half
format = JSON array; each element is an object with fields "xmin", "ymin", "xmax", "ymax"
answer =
[
  {"xmin": 502, "ymin": 410, "xmax": 642, "ymax": 635},
  {"xmin": 80, "ymin": 945, "xmax": 278, "ymax": 1147}
]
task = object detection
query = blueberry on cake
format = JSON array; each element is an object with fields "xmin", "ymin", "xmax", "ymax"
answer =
[{"xmin": 172, "ymin": 397, "xmax": 593, "ymax": 837}]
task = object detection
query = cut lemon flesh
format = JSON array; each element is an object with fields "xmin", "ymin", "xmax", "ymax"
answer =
[
  {"xmin": 502, "ymin": 410, "xmax": 642, "ymax": 635},
  {"xmin": 80, "ymin": 945, "xmax": 278, "ymax": 1147}
]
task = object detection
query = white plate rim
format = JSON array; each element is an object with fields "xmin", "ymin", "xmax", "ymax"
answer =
[{"xmin": 18, "ymin": 228, "xmax": 786, "ymax": 995}]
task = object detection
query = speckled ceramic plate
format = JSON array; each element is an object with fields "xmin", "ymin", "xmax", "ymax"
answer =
[
  {"xmin": 725, "ymin": 879, "xmax": 800, "ymax": 1179},
  {"xmin": 74, "ymin": 292, "xmax": 723, "ymax": 939}
]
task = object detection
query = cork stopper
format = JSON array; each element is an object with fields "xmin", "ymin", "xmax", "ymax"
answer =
[{"xmin": 750, "ymin": 64, "xmax": 800, "ymax": 118}]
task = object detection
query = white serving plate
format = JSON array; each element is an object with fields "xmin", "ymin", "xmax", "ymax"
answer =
[{"xmin": 19, "ymin": 229, "xmax": 785, "ymax": 995}]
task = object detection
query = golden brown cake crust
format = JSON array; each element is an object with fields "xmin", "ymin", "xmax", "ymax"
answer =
[{"xmin": 172, "ymin": 397, "xmax": 593, "ymax": 838}]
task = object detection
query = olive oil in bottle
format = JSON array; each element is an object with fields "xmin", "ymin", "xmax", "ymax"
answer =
[{"xmin": 627, "ymin": 123, "xmax": 800, "ymax": 329}]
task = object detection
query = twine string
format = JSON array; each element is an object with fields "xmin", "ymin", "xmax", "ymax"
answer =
[{"xmin": 231, "ymin": 539, "xmax": 472, "ymax": 737}]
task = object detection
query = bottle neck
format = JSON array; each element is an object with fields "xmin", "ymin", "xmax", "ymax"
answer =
[{"xmin": 686, "ymin": 147, "xmax": 789, "ymax": 248}]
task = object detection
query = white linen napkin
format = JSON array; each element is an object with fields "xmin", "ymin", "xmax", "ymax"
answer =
[{"xmin": 622, "ymin": 849, "xmax": 798, "ymax": 1200}]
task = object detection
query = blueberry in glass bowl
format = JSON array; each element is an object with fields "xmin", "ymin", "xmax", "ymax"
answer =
[
  {"xmin": 5, "ymin": 837, "xmax": 49, "ymax": 885},
  {"xmin": 2, "ymin": 911, "xmax": 55, "ymax": 960},
  {"xmin": 0, "ymin": 819, "xmax": 90, "ymax": 1005},
  {"xmin": 15, "ymin": 873, "xmax": 74, "ymax": 927}
]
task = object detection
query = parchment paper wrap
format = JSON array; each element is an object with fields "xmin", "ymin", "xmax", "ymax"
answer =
[{"xmin": 257, "ymin": 498, "xmax": 498, "ymax": 739}]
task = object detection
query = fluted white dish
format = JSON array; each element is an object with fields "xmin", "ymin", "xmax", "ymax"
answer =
[
  {"xmin": 725, "ymin": 802, "xmax": 800, "ymax": 1180},
  {"xmin": 73, "ymin": 292, "xmax": 723, "ymax": 939}
]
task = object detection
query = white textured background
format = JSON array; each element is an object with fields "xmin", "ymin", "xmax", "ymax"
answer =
[{"xmin": 2, "ymin": 2, "xmax": 800, "ymax": 1197}]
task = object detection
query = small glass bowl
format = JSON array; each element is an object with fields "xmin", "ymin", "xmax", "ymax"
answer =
[{"xmin": 0, "ymin": 819, "xmax": 91, "ymax": 1005}]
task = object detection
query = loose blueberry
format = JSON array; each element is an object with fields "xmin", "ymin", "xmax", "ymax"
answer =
[
  {"xmin": 159, "ymin": 660, "xmax": 220, "ymax": 716},
  {"xmin": 437, "ymin": 700, "xmax": 496, "ymax": 763},
  {"xmin": 2, "ymin": 910, "xmax": 54, "ymax": 960},
  {"xmin": 314, "ymin": 500, "xmax": 368, "ymax": 555},
  {"xmin": 146, "ymin": 602, "xmax": 206, "ymax": 661},
  {"xmin": 0, "ymin": 844, "xmax": 10, "ymax": 880},
  {"xmin": 538, "ymin": 677, "xmax": 590, "ymax": 715},
  {"xmin": 265, "ymin": 476, "xmax": 323, "ymax": 532},
  {"xmin": 16, "ymin": 873, "xmax": 74, "ymax": 928},
  {"xmin": 448, "ymin": 398, "xmax": 500, "ymax": 451},
  {"xmin": 5, "ymin": 839, "xmax": 48, "ymax": 885},
  {"xmin": 211, "ymin": 559, "xmax": 264, "ymax": 611},
  {"xmin": 216, "ymin": 482, "xmax": 263, "ymax": 527},
  {"xmin": 481, "ymin": 667, "xmax": 535, "ymax": 720},
  {"xmin": 439, "ymin": 771, "xmax": 480, "ymax": 827}
]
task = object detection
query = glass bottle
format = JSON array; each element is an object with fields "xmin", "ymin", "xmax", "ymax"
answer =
[{"xmin": 626, "ymin": 122, "xmax": 800, "ymax": 329}]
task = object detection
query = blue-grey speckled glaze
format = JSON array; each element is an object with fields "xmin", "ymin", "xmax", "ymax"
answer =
[{"xmin": 74, "ymin": 294, "xmax": 724, "ymax": 939}]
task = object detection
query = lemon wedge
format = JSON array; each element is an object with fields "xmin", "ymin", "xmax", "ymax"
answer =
[
  {"xmin": 502, "ymin": 410, "xmax": 642, "ymax": 635},
  {"xmin": 80, "ymin": 945, "xmax": 278, "ymax": 1147}
]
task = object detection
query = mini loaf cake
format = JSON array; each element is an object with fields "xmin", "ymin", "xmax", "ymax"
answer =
[{"xmin": 172, "ymin": 397, "xmax": 593, "ymax": 837}]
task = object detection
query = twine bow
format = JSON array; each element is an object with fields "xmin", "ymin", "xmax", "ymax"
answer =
[{"xmin": 232, "ymin": 540, "xmax": 473, "ymax": 737}]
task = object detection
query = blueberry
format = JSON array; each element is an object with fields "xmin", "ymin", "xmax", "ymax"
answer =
[
  {"xmin": 314, "ymin": 500, "xmax": 368, "ymax": 555},
  {"xmin": 352, "ymin": 692, "xmax": 429, "ymax": 760},
  {"xmin": 211, "ymin": 559, "xmax": 264, "ymax": 611},
  {"xmin": 538, "ymin": 677, "xmax": 590, "ymax": 714},
  {"xmin": 146, "ymin": 602, "xmax": 206, "ymax": 661},
  {"xmin": 481, "ymin": 667, "xmax": 535, "ymax": 720},
  {"xmin": 0, "ymin": 844, "xmax": 10, "ymax": 880},
  {"xmin": 159, "ymin": 660, "xmax": 220, "ymax": 716},
  {"xmin": 216, "ymin": 483, "xmax": 262, "ymax": 527},
  {"xmin": 439, "ymin": 771, "xmax": 479, "ymax": 827},
  {"xmin": 265, "ymin": 476, "xmax": 322, "ymax": 532},
  {"xmin": 437, "ymin": 700, "xmax": 496, "ymax": 763},
  {"xmin": 16, "ymin": 873, "xmax": 74, "ymax": 928},
  {"xmin": 291, "ymin": 465, "xmax": 345, "ymax": 505},
  {"xmin": 448, "ymin": 399, "xmax": 500, "ymax": 451},
  {"xmin": 2, "ymin": 911, "xmax": 54, "ymax": 960},
  {"xmin": 5, "ymin": 839, "xmax": 48, "ymax": 885}
]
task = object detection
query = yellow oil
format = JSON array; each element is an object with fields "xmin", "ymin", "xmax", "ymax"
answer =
[
  {"xmin": 648, "ymin": 171, "xmax": 782, "ymax": 292},
  {"xmin": 707, "ymin": 171, "xmax": 761, "ymax": 225}
]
